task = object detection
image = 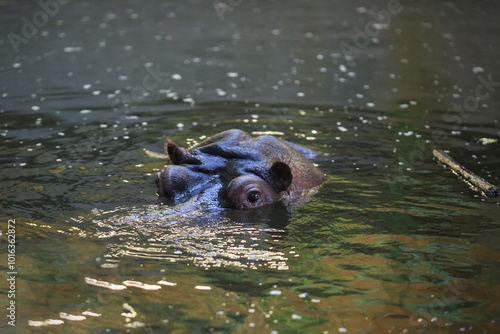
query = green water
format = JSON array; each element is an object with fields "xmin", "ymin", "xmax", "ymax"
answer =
[{"xmin": 1, "ymin": 1, "xmax": 500, "ymax": 333}]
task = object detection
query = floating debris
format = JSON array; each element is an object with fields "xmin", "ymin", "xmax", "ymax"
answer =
[
  {"xmin": 85, "ymin": 277, "xmax": 127, "ymax": 290},
  {"xmin": 433, "ymin": 149, "xmax": 499, "ymax": 198},
  {"xmin": 479, "ymin": 137, "xmax": 497, "ymax": 145},
  {"xmin": 59, "ymin": 312, "xmax": 86, "ymax": 321},
  {"xmin": 123, "ymin": 280, "xmax": 162, "ymax": 290}
]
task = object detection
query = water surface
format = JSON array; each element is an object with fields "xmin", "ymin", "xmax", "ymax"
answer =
[{"xmin": 1, "ymin": 0, "xmax": 500, "ymax": 333}]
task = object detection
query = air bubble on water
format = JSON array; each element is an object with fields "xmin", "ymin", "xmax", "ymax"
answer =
[
  {"xmin": 13, "ymin": 63, "xmax": 22, "ymax": 68},
  {"xmin": 80, "ymin": 109, "xmax": 92, "ymax": 114},
  {"xmin": 366, "ymin": 102, "xmax": 375, "ymax": 107},
  {"xmin": 297, "ymin": 92, "xmax": 305, "ymax": 97},
  {"xmin": 32, "ymin": 106, "xmax": 40, "ymax": 111},
  {"xmin": 183, "ymin": 97, "xmax": 195, "ymax": 105},
  {"xmin": 374, "ymin": 23, "xmax": 389, "ymax": 30},
  {"xmin": 319, "ymin": 67, "xmax": 327, "ymax": 72},
  {"xmin": 124, "ymin": 45, "xmax": 133, "ymax": 51},
  {"xmin": 356, "ymin": 94, "xmax": 364, "ymax": 99},
  {"xmin": 472, "ymin": 66, "xmax": 484, "ymax": 74},
  {"xmin": 64, "ymin": 46, "xmax": 83, "ymax": 52},
  {"xmin": 171, "ymin": 74, "xmax": 182, "ymax": 80},
  {"xmin": 227, "ymin": 72, "xmax": 238, "ymax": 78},
  {"xmin": 216, "ymin": 89, "xmax": 226, "ymax": 97},
  {"xmin": 291, "ymin": 314, "xmax": 302, "ymax": 320},
  {"xmin": 339, "ymin": 64, "xmax": 347, "ymax": 72},
  {"xmin": 118, "ymin": 75, "xmax": 128, "ymax": 81}
]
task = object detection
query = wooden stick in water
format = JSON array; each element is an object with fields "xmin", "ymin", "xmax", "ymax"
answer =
[{"xmin": 433, "ymin": 149, "xmax": 499, "ymax": 198}]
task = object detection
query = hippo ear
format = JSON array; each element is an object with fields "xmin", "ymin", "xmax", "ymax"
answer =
[
  {"xmin": 268, "ymin": 161, "xmax": 293, "ymax": 192},
  {"xmin": 164, "ymin": 139, "xmax": 187, "ymax": 165}
]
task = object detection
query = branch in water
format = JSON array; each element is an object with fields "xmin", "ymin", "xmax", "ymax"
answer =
[{"xmin": 433, "ymin": 149, "xmax": 499, "ymax": 198}]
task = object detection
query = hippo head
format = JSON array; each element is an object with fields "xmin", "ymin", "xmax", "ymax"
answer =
[{"xmin": 156, "ymin": 129, "xmax": 325, "ymax": 210}]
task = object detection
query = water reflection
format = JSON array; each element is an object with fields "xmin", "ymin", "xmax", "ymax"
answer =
[{"xmin": 87, "ymin": 205, "xmax": 293, "ymax": 271}]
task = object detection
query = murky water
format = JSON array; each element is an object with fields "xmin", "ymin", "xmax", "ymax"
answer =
[{"xmin": 1, "ymin": 0, "xmax": 500, "ymax": 333}]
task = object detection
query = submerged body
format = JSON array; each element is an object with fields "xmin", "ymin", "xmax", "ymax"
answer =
[{"xmin": 156, "ymin": 129, "xmax": 325, "ymax": 209}]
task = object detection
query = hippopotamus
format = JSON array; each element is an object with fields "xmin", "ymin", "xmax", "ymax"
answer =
[{"xmin": 156, "ymin": 129, "xmax": 325, "ymax": 210}]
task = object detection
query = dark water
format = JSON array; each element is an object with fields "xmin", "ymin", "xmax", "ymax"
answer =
[{"xmin": 1, "ymin": 0, "xmax": 500, "ymax": 333}]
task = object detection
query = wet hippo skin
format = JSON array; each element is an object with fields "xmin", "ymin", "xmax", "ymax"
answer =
[{"xmin": 156, "ymin": 129, "xmax": 326, "ymax": 209}]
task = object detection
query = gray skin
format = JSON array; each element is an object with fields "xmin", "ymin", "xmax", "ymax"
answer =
[{"xmin": 156, "ymin": 129, "xmax": 326, "ymax": 210}]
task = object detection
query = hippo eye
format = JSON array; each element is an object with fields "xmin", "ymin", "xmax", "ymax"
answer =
[
  {"xmin": 227, "ymin": 176, "xmax": 280, "ymax": 209},
  {"xmin": 247, "ymin": 191, "xmax": 260, "ymax": 204}
]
